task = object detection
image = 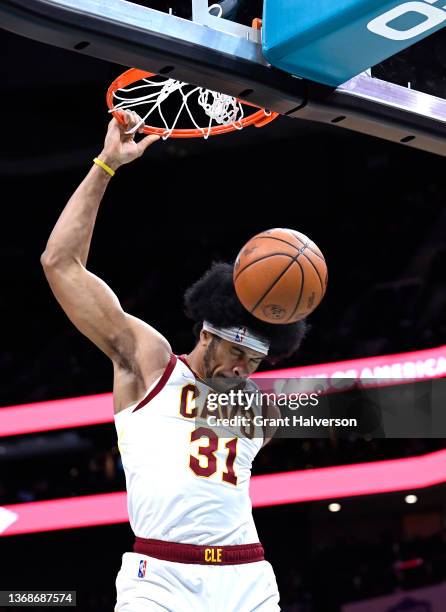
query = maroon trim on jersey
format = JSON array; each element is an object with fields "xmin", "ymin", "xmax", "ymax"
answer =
[
  {"xmin": 133, "ymin": 537, "xmax": 265, "ymax": 565},
  {"xmin": 132, "ymin": 353, "xmax": 177, "ymax": 413},
  {"xmin": 177, "ymin": 354, "xmax": 201, "ymax": 379}
]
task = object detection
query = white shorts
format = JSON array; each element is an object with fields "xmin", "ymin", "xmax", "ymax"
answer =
[{"xmin": 115, "ymin": 552, "xmax": 281, "ymax": 612}]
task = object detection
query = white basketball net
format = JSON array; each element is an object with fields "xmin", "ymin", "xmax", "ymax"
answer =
[{"xmin": 109, "ymin": 76, "xmax": 248, "ymax": 139}]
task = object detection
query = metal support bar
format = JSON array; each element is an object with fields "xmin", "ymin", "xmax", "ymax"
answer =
[
  {"xmin": 1, "ymin": 0, "xmax": 446, "ymax": 155},
  {"xmin": 292, "ymin": 74, "xmax": 446, "ymax": 156}
]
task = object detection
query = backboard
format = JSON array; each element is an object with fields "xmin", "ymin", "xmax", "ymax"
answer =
[{"xmin": 2, "ymin": 0, "xmax": 446, "ymax": 154}]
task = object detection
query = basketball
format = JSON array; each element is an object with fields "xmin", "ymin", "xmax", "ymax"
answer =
[{"xmin": 233, "ymin": 228, "xmax": 328, "ymax": 324}]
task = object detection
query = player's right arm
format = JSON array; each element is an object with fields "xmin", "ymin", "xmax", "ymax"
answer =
[{"xmin": 41, "ymin": 112, "xmax": 171, "ymax": 410}]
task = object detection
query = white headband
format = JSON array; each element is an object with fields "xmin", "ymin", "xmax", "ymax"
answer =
[{"xmin": 202, "ymin": 321, "xmax": 270, "ymax": 356}]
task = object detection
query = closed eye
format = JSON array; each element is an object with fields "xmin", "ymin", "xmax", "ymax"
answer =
[{"xmin": 232, "ymin": 347, "xmax": 262, "ymax": 365}]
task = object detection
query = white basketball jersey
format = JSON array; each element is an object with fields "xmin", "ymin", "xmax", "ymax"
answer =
[{"xmin": 114, "ymin": 354, "xmax": 264, "ymax": 546}]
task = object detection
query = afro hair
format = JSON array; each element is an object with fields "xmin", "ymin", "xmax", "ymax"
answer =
[{"xmin": 184, "ymin": 262, "xmax": 310, "ymax": 364}]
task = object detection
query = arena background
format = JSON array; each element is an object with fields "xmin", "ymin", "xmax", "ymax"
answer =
[{"xmin": 2, "ymin": 9, "xmax": 446, "ymax": 611}]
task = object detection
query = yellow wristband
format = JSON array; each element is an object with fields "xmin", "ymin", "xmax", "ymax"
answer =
[{"xmin": 93, "ymin": 157, "xmax": 115, "ymax": 177}]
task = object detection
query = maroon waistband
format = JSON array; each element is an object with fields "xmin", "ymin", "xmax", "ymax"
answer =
[{"xmin": 133, "ymin": 537, "xmax": 265, "ymax": 565}]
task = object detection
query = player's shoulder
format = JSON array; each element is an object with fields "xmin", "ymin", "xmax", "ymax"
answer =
[
  {"xmin": 113, "ymin": 314, "xmax": 172, "ymax": 372},
  {"xmin": 112, "ymin": 315, "xmax": 176, "ymax": 414},
  {"xmin": 126, "ymin": 314, "xmax": 171, "ymax": 352},
  {"xmin": 113, "ymin": 352, "xmax": 195, "ymax": 417}
]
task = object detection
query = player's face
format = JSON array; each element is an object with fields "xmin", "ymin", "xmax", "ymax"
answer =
[{"xmin": 203, "ymin": 336, "xmax": 264, "ymax": 380}]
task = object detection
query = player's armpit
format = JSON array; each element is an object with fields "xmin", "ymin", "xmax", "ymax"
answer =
[{"xmin": 40, "ymin": 257, "xmax": 171, "ymax": 371}]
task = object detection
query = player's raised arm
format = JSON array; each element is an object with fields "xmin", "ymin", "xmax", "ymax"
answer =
[{"xmin": 40, "ymin": 111, "xmax": 170, "ymax": 371}]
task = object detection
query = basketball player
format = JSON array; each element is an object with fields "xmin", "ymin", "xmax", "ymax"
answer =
[{"xmin": 41, "ymin": 111, "xmax": 308, "ymax": 611}]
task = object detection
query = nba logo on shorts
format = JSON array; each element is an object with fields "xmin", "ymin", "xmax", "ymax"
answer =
[{"xmin": 138, "ymin": 560, "xmax": 147, "ymax": 578}]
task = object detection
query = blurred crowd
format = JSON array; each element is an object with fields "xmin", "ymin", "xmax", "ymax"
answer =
[{"xmin": 278, "ymin": 530, "xmax": 446, "ymax": 611}]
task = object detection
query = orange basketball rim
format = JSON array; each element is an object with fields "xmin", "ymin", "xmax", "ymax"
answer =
[{"xmin": 106, "ymin": 68, "xmax": 279, "ymax": 139}]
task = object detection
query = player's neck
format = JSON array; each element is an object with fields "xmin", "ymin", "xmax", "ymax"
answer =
[{"xmin": 183, "ymin": 346, "xmax": 205, "ymax": 379}]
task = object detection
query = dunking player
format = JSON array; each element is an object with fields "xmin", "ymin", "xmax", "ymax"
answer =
[{"xmin": 41, "ymin": 111, "xmax": 308, "ymax": 611}]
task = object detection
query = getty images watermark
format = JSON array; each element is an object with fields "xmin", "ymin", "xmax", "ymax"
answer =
[
  {"xmin": 191, "ymin": 383, "xmax": 359, "ymax": 439},
  {"xmin": 205, "ymin": 389, "xmax": 357, "ymax": 429},
  {"xmin": 188, "ymin": 377, "xmax": 446, "ymax": 439}
]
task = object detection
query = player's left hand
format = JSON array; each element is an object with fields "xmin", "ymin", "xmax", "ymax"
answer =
[{"xmin": 99, "ymin": 110, "xmax": 160, "ymax": 170}]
